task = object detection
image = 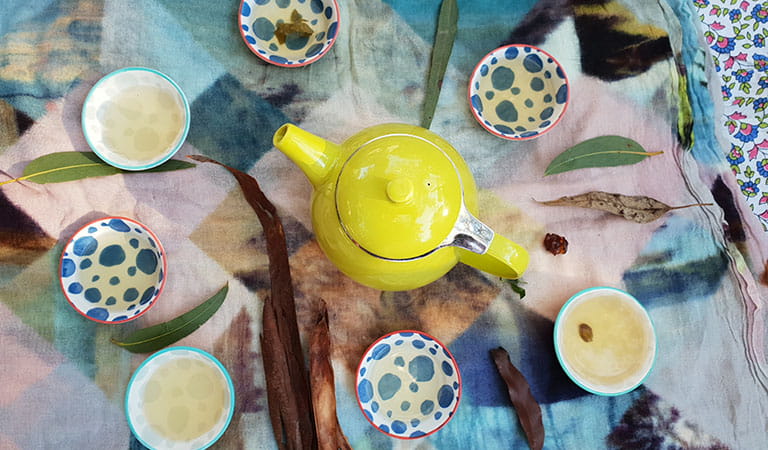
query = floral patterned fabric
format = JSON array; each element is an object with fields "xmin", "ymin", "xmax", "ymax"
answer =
[{"xmin": 696, "ymin": 0, "xmax": 768, "ymax": 228}]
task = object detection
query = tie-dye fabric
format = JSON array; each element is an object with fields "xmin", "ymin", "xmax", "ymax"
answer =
[{"xmin": 0, "ymin": 0, "xmax": 766, "ymax": 448}]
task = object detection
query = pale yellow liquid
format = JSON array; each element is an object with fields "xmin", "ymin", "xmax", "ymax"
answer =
[
  {"xmin": 101, "ymin": 85, "xmax": 183, "ymax": 162},
  {"xmin": 142, "ymin": 357, "xmax": 228, "ymax": 442},
  {"xmin": 559, "ymin": 295, "xmax": 653, "ymax": 391}
]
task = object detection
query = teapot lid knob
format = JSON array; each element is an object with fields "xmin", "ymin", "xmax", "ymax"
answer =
[{"xmin": 386, "ymin": 178, "xmax": 414, "ymax": 203}]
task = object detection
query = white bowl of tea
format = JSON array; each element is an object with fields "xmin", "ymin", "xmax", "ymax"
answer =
[
  {"xmin": 82, "ymin": 67, "xmax": 190, "ymax": 171},
  {"xmin": 554, "ymin": 287, "xmax": 656, "ymax": 396},
  {"xmin": 125, "ymin": 347, "xmax": 235, "ymax": 449}
]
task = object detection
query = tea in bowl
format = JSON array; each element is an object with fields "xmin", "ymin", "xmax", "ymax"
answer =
[
  {"xmin": 239, "ymin": 0, "xmax": 340, "ymax": 67},
  {"xmin": 356, "ymin": 330, "xmax": 461, "ymax": 439},
  {"xmin": 554, "ymin": 287, "xmax": 656, "ymax": 396},
  {"xmin": 59, "ymin": 217, "xmax": 166, "ymax": 323},
  {"xmin": 125, "ymin": 347, "xmax": 235, "ymax": 450},
  {"xmin": 81, "ymin": 67, "xmax": 190, "ymax": 170}
]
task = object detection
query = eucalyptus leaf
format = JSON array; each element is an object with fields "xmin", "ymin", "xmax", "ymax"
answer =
[
  {"xmin": 0, "ymin": 152, "xmax": 194, "ymax": 186},
  {"xmin": 544, "ymin": 136, "xmax": 663, "ymax": 176},
  {"xmin": 676, "ymin": 67, "xmax": 694, "ymax": 149},
  {"xmin": 421, "ymin": 0, "xmax": 458, "ymax": 129},
  {"xmin": 111, "ymin": 284, "xmax": 228, "ymax": 353},
  {"xmin": 504, "ymin": 278, "xmax": 526, "ymax": 299}
]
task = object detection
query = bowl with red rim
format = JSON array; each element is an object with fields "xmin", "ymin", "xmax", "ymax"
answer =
[
  {"xmin": 238, "ymin": 0, "xmax": 340, "ymax": 67},
  {"xmin": 355, "ymin": 330, "xmax": 461, "ymax": 439},
  {"xmin": 468, "ymin": 44, "xmax": 569, "ymax": 140},
  {"xmin": 59, "ymin": 217, "xmax": 166, "ymax": 323}
]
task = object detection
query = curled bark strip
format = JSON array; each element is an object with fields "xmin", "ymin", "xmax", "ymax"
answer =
[
  {"xmin": 491, "ymin": 347, "xmax": 544, "ymax": 450},
  {"xmin": 310, "ymin": 299, "xmax": 352, "ymax": 450},
  {"xmin": 190, "ymin": 155, "xmax": 317, "ymax": 450}
]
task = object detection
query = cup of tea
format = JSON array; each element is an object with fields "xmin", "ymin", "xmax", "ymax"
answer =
[
  {"xmin": 125, "ymin": 347, "xmax": 235, "ymax": 449},
  {"xmin": 554, "ymin": 287, "xmax": 656, "ymax": 396},
  {"xmin": 82, "ymin": 67, "xmax": 190, "ymax": 171}
]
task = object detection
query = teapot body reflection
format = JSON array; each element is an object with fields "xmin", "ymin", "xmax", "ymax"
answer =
[{"xmin": 273, "ymin": 123, "xmax": 529, "ymax": 291}]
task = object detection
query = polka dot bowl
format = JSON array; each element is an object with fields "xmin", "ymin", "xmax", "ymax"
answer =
[
  {"xmin": 125, "ymin": 347, "xmax": 235, "ymax": 450},
  {"xmin": 356, "ymin": 330, "xmax": 461, "ymax": 439},
  {"xmin": 82, "ymin": 67, "xmax": 190, "ymax": 171},
  {"xmin": 238, "ymin": 0, "xmax": 340, "ymax": 67},
  {"xmin": 59, "ymin": 217, "xmax": 167, "ymax": 324},
  {"xmin": 468, "ymin": 44, "xmax": 569, "ymax": 140}
]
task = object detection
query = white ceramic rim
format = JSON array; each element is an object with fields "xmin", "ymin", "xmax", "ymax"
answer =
[
  {"xmin": 124, "ymin": 346, "xmax": 236, "ymax": 450},
  {"xmin": 553, "ymin": 286, "xmax": 657, "ymax": 396},
  {"xmin": 81, "ymin": 67, "xmax": 190, "ymax": 171},
  {"xmin": 467, "ymin": 44, "xmax": 570, "ymax": 141}
]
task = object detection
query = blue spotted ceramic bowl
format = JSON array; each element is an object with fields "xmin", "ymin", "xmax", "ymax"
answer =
[
  {"xmin": 82, "ymin": 67, "xmax": 190, "ymax": 170},
  {"xmin": 125, "ymin": 347, "xmax": 235, "ymax": 450},
  {"xmin": 356, "ymin": 330, "xmax": 461, "ymax": 439},
  {"xmin": 59, "ymin": 217, "xmax": 166, "ymax": 324},
  {"xmin": 238, "ymin": 0, "xmax": 340, "ymax": 67},
  {"xmin": 469, "ymin": 45, "xmax": 569, "ymax": 140}
]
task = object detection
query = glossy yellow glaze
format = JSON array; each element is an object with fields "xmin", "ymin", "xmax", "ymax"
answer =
[{"xmin": 273, "ymin": 123, "xmax": 529, "ymax": 290}]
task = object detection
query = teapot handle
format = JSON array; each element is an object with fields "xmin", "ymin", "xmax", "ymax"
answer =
[
  {"xmin": 448, "ymin": 206, "xmax": 529, "ymax": 279},
  {"xmin": 457, "ymin": 234, "xmax": 529, "ymax": 279}
]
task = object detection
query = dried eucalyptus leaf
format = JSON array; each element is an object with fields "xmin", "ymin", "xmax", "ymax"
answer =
[
  {"xmin": 537, "ymin": 192, "xmax": 711, "ymax": 224},
  {"xmin": 275, "ymin": 9, "xmax": 313, "ymax": 44},
  {"xmin": 491, "ymin": 347, "xmax": 544, "ymax": 450}
]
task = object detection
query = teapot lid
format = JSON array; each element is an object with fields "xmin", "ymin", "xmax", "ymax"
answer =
[{"xmin": 335, "ymin": 134, "xmax": 463, "ymax": 260}]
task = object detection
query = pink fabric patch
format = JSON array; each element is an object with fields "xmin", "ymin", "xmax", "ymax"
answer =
[{"xmin": 0, "ymin": 333, "xmax": 57, "ymax": 406}]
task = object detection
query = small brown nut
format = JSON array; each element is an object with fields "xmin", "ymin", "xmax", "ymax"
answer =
[{"xmin": 543, "ymin": 233, "xmax": 568, "ymax": 255}]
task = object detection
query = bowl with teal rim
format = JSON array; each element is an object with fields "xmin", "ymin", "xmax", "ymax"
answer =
[
  {"xmin": 238, "ymin": 0, "xmax": 340, "ymax": 67},
  {"xmin": 468, "ymin": 44, "xmax": 569, "ymax": 140},
  {"xmin": 554, "ymin": 287, "xmax": 657, "ymax": 396},
  {"xmin": 81, "ymin": 67, "xmax": 190, "ymax": 171},
  {"xmin": 59, "ymin": 216, "xmax": 166, "ymax": 324},
  {"xmin": 125, "ymin": 346, "xmax": 236, "ymax": 450},
  {"xmin": 355, "ymin": 330, "xmax": 461, "ymax": 439}
]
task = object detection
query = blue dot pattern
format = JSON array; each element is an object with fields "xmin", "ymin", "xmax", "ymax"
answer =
[
  {"xmin": 239, "ymin": 0, "xmax": 338, "ymax": 66},
  {"xmin": 357, "ymin": 331, "xmax": 460, "ymax": 438},
  {"xmin": 470, "ymin": 45, "xmax": 568, "ymax": 139},
  {"xmin": 60, "ymin": 219, "xmax": 164, "ymax": 322},
  {"xmin": 61, "ymin": 259, "xmax": 75, "ymax": 277},
  {"xmin": 73, "ymin": 236, "xmax": 98, "ymax": 256}
]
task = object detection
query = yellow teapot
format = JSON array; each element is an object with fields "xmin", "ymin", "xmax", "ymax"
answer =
[{"xmin": 273, "ymin": 123, "xmax": 529, "ymax": 291}]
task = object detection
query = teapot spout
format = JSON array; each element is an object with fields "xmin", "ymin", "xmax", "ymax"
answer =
[{"xmin": 273, "ymin": 123, "xmax": 341, "ymax": 188}]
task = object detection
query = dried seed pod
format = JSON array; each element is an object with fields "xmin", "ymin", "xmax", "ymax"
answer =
[{"xmin": 543, "ymin": 233, "xmax": 568, "ymax": 255}]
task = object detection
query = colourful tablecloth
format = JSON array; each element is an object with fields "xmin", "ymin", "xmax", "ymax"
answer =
[{"xmin": 1, "ymin": 0, "xmax": 766, "ymax": 448}]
